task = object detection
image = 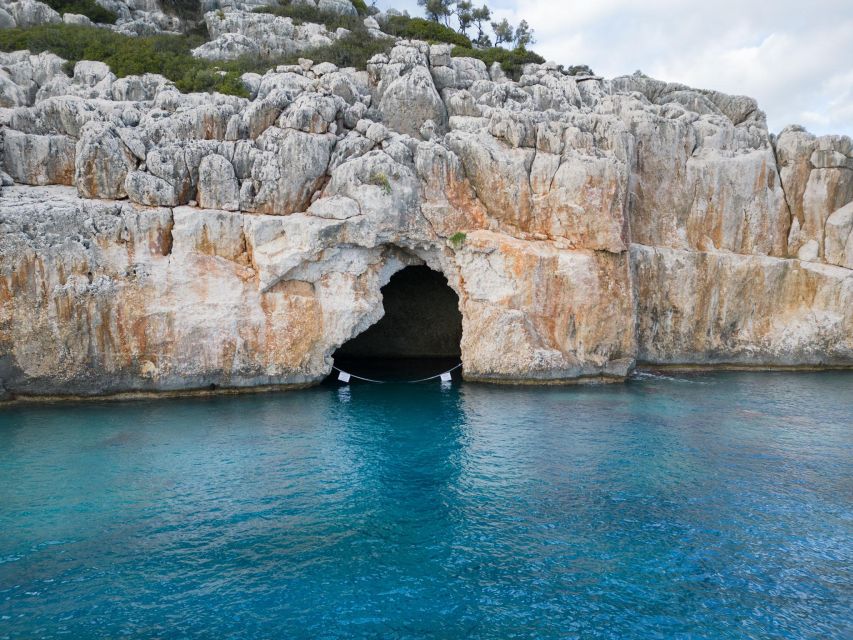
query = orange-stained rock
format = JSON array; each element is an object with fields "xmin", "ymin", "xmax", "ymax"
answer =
[
  {"xmin": 456, "ymin": 231, "xmax": 636, "ymax": 382},
  {"xmin": 632, "ymin": 243, "xmax": 853, "ymax": 366},
  {"xmin": 1, "ymin": 48, "xmax": 852, "ymax": 397}
]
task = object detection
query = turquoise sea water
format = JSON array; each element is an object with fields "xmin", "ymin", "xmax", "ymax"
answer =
[{"xmin": 0, "ymin": 371, "xmax": 851, "ymax": 639}]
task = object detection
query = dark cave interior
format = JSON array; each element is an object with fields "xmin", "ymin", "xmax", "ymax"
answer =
[{"xmin": 331, "ymin": 266, "xmax": 463, "ymax": 381}]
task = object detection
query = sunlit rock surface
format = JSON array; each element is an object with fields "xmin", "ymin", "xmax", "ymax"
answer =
[{"xmin": 1, "ymin": 42, "xmax": 852, "ymax": 396}]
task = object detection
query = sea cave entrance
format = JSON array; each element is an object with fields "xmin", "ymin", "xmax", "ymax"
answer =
[{"xmin": 332, "ymin": 266, "xmax": 463, "ymax": 382}]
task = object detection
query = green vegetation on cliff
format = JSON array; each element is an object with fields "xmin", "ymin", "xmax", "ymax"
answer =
[
  {"xmin": 450, "ymin": 45, "xmax": 544, "ymax": 79},
  {"xmin": 380, "ymin": 15, "xmax": 471, "ymax": 47},
  {"xmin": 0, "ymin": 24, "xmax": 248, "ymax": 96},
  {"xmin": 448, "ymin": 231, "xmax": 467, "ymax": 248},
  {"xmin": 350, "ymin": 0, "xmax": 370, "ymax": 16}
]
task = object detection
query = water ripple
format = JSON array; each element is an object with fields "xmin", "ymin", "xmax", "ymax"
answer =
[{"xmin": 0, "ymin": 371, "xmax": 851, "ymax": 639}]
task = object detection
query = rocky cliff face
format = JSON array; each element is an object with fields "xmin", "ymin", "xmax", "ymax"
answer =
[{"xmin": 1, "ymin": 33, "xmax": 851, "ymax": 398}]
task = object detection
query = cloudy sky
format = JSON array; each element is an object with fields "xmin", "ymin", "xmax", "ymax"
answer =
[{"xmin": 373, "ymin": 0, "xmax": 853, "ymax": 136}]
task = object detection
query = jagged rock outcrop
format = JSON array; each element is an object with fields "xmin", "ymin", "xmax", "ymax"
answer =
[
  {"xmin": 75, "ymin": 121, "xmax": 139, "ymax": 198},
  {"xmin": 193, "ymin": 10, "xmax": 345, "ymax": 61},
  {"xmin": 0, "ymin": 0, "xmax": 60, "ymax": 28},
  {"xmin": 775, "ymin": 126, "xmax": 853, "ymax": 265},
  {"xmin": 201, "ymin": 0, "xmax": 356, "ymax": 15},
  {"xmin": 0, "ymin": 0, "xmax": 183, "ymax": 34},
  {"xmin": 1, "ymin": 39, "xmax": 851, "ymax": 398}
]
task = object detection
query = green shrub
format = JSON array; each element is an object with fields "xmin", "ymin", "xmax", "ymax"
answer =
[
  {"xmin": 0, "ymin": 24, "xmax": 131, "ymax": 63},
  {"xmin": 369, "ymin": 172, "xmax": 392, "ymax": 195},
  {"xmin": 0, "ymin": 24, "xmax": 248, "ymax": 97},
  {"xmin": 448, "ymin": 231, "xmax": 466, "ymax": 248},
  {"xmin": 350, "ymin": 0, "xmax": 369, "ymax": 16},
  {"xmin": 450, "ymin": 45, "xmax": 544, "ymax": 80},
  {"xmin": 253, "ymin": 2, "xmax": 363, "ymax": 32},
  {"xmin": 42, "ymin": 0, "xmax": 117, "ymax": 24},
  {"xmin": 561, "ymin": 64, "xmax": 595, "ymax": 76},
  {"xmin": 381, "ymin": 15, "xmax": 471, "ymax": 48},
  {"xmin": 186, "ymin": 20, "xmax": 210, "ymax": 39}
]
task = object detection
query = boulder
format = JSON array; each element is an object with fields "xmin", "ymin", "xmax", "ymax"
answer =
[
  {"xmin": 4, "ymin": 0, "xmax": 60, "ymax": 27},
  {"xmin": 0, "ymin": 7, "xmax": 15, "ymax": 28},
  {"xmin": 825, "ymin": 201, "xmax": 853, "ymax": 269},
  {"xmin": 111, "ymin": 73, "xmax": 170, "ymax": 102},
  {"xmin": 2, "ymin": 129, "xmax": 75, "ymax": 185},
  {"xmin": 246, "ymin": 127, "xmax": 335, "ymax": 214},
  {"xmin": 125, "ymin": 146, "xmax": 191, "ymax": 206},
  {"xmin": 776, "ymin": 128, "xmax": 853, "ymax": 260},
  {"xmin": 379, "ymin": 66, "xmax": 447, "ymax": 140},
  {"xmin": 0, "ymin": 72, "xmax": 29, "ymax": 108},
  {"xmin": 62, "ymin": 12, "xmax": 92, "ymax": 25},
  {"xmin": 190, "ymin": 33, "xmax": 259, "ymax": 61},
  {"xmin": 74, "ymin": 122, "xmax": 138, "ymax": 199},
  {"xmin": 197, "ymin": 154, "xmax": 240, "ymax": 211}
]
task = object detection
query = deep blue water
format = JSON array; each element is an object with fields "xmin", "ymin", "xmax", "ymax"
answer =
[{"xmin": 0, "ymin": 371, "xmax": 851, "ymax": 639}]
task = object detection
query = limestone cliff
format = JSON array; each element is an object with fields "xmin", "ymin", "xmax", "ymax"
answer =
[{"xmin": 1, "ymin": 36, "xmax": 851, "ymax": 398}]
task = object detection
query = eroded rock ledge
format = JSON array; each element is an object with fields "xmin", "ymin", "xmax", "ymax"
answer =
[{"xmin": 1, "ymin": 41, "xmax": 851, "ymax": 398}]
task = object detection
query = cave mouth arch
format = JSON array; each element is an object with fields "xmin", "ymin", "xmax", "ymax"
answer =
[{"xmin": 332, "ymin": 265, "xmax": 463, "ymax": 381}]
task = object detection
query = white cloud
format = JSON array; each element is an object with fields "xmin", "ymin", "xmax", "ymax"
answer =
[{"xmin": 373, "ymin": 0, "xmax": 853, "ymax": 136}]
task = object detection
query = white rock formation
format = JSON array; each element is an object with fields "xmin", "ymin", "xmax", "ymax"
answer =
[
  {"xmin": 0, "ymin": 0, "xmax": 61, "ymax": 27},
  {"xmin": 0, "ymin": 38, "xmax": 851, "ymax": 399},
  {"xmin": 192, "ymin": 10, "xmax": 343, "ymax": 61}
]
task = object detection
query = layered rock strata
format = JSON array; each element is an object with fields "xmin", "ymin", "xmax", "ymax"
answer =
[{"xmin": 1, "ymin": 41, "xmax": 851, "ymax": 398}]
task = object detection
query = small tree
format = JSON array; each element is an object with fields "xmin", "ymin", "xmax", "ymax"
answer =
[
  {"xmin": 513, "ymin": 19, "xmax": 534, "ymax": 49},
  {"xmin": 471, "ymin": 4, "xmax": 491, "ymax": 47},
  {"xmin": 491, "ymin": 17, "xmax": 513, "ymax": 47},
  {"xmin": 455, "ymin": 0, "xmax": 473, "ymax": 36},
  {"xmin": 418, "ymin": 0, "xmax": 454, "ymax": 25}
]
